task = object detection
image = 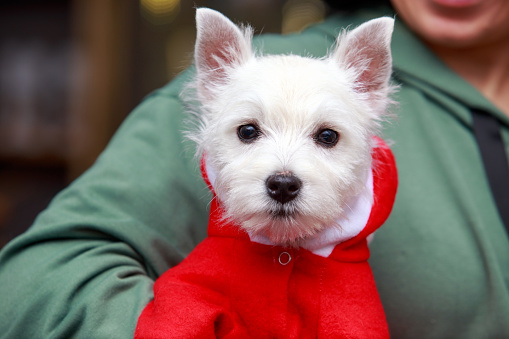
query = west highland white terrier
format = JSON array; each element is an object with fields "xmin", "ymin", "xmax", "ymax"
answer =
[{"xmin": 135, "ymin": 8, "xmax": 398, "ymax": 338}]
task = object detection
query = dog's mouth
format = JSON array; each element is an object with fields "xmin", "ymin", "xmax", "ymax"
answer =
[
  {"xmin": 269, "ymin": 206, "xmax": 298, "ymax": 220},
  {"xmin": 271, "ymin": 210, "xmax": 290, "ymax": 219}
]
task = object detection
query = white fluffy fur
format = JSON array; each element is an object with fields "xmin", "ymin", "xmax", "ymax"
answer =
[{"xmin": 186, "ymin": 8, "xmax": 395, "ymax": 247}]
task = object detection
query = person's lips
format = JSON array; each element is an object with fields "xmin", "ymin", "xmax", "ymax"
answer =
[{"xmin": 431, "ymin": 0, "xmax": 482, "ymax": 9}]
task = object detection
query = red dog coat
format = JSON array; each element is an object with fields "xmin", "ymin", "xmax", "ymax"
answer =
[{"xmin": 135, "ymin": 137, "xmax": 397, "ymax": 338}]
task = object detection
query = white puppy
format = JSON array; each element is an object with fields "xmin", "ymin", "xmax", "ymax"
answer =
[
  {"xmin": 188, "ymin": 8, "xmax": 395, "ymax": 247},
  {"xmin": 135, "ymin": 9, "xmax": 398, "ymax": 338}
]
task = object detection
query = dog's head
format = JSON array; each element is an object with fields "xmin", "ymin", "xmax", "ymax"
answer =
[{"xmin": 189, "ymin": 8, "xmax": 394, "ymax": 246}]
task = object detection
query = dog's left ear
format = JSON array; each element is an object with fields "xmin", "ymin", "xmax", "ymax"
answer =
[
  {"xmin": 194, "ymin": 8, "xmax": 253, "ymax": 100},
  {"xmin": 332, "ymin": 17, "xmax": 394, "ymax": 99}
]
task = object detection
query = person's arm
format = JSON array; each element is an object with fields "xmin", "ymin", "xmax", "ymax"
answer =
[
  {"xmin": 0, "ymin": 16, "xmax": 345, "ymax": 336},
  {"xmin": 0, "ymin": 71, "xmax": 210, "ymax": 338}
]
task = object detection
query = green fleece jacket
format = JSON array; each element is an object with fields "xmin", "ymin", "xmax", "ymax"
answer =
[{"xmin": 1, "ymin": 7, "xmax": 508, "ymax": 339}]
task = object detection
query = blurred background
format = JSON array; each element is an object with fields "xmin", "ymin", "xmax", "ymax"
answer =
[{"xmin": 0, "ymin": 0, "xmax": 332, "ymax": 247}]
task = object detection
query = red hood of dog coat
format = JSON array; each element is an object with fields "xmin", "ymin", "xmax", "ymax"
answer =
[{"xmin": 135, "ymin": 137, "xmax": 397, "ymax": 338}]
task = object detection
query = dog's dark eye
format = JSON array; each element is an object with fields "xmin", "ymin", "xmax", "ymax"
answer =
[
  {"xmin": 237, "ymin": 124, "xmax": 260, "ymax": 143},
  {"xmin": 315, "ymin": 129, "xmax": 339, "ymax": 147}
]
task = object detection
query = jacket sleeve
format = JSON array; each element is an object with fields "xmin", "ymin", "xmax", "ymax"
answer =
[{"xmin": 0, "ymin": 71, "xmax": 210, "ymax": 338}]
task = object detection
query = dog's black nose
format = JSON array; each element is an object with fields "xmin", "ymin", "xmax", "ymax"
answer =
[{"xmin": 266, "ymin": 174, "xmax": 302, "ymax": 204}]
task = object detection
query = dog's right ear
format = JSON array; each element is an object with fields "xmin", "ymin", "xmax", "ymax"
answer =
[
  {"xmin": 194, "ymin": 8, "xmax": 253, "ymax": 100},
  {"xmin": 332, "ymin": 17, "xmax": 394, "ymax": 112}
]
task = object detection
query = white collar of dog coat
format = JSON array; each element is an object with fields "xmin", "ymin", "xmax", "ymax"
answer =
[{"xmin": 204, "ymin": 158, "xmax": 374, "ymax": 258}]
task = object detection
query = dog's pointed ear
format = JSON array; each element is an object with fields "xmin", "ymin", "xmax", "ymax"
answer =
[
  {"xmin": 194, "ymin": 8, "xmax": 253, "ymax": 99},
  {"xmin": 332, "ymin": 17, "xmax": 394, "ymax": 97}
]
